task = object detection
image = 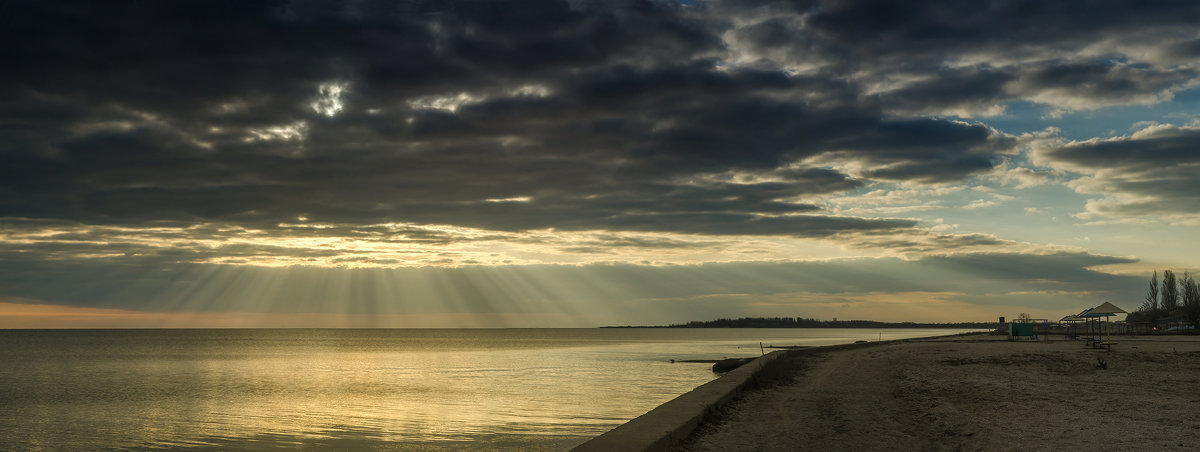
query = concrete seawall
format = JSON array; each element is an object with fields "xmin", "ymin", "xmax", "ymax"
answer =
[
  {"xmin": 571, "ymin": 349, "xmax": 793, "ymax": 452},
  {"xmin": 572, "ymin": 333, "xmax": 986, "ymax": 451}
]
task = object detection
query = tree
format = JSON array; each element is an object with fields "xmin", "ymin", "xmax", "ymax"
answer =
[
  {"xmin": 1162, "ymin": 270, "xmax": 1179, "ymax": 312},
  {"xmin": 1183, "ymin": 273, "xmax": 1200, "ymax": 328},
  {"xmin": 1016, "ymin": 312, "xmax": 1033, "ymax": 323},
  {"xmin": 1144, "ymin": 270, "xmax": 1160, "ymax": 313}
]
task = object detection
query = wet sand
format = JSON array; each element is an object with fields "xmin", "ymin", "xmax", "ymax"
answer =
[{"xmin": 682, "ymin": 334, "xmax": 1200, "ymax": 451}]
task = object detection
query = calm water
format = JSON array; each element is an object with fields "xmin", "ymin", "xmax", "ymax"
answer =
[{"xmin": 0, "ymin": 328, "xmax": 975, "ymax": 450}]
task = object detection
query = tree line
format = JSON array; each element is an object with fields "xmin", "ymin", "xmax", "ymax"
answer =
[
  {"xmin": 604, "ymin": 317, "xmax": 996, "ymax": 329},
  {"xmin": 1127, "ymin": 270, "xmax": 1200, "ymax": 327}
]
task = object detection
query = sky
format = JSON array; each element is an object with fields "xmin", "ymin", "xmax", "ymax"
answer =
[{"xmin": 3, "ymin": 0, "xmax": 1198, "ymax": 328}]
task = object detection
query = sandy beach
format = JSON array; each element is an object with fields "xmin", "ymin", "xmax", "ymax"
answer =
[{"xmin": 681, "ymin": 334, "xmax": 1200, "ymax": 451}]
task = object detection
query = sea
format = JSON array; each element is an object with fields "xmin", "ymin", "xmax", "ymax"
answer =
[{"xmin": 0, "ymin": 328, "xmax": 977, "ymax": 451}]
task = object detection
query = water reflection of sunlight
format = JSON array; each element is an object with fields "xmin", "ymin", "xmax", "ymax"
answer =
[{"xmin": 2, "ymin": 329, "xmax": 985, "ymax": 450}]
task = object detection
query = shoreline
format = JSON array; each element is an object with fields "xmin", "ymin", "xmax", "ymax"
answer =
[{"xmin": 572, "ymin": 331, "xmax": 983, "ymax": 451}]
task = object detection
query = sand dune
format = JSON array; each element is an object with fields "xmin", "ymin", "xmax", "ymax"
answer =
[{"xmin": 682, "ymin": 334, "xmax": 1200, "ymax": 451}]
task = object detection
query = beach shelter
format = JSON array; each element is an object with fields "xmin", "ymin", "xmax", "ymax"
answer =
[
  {"xmin": 1059, "ymin": 313, "xmax": 1085, "ymax": 338},
  {"xmin": 1081, "ymin": 302, "xmax": 1127, "ymax": 349},
  {"xmin": 1075, "ymin": 308, "xmax": 1097, "ymax": 343}
]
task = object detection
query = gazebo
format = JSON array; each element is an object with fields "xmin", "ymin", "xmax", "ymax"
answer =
[{"xmin": 1080, "ymin": 302, "xmax": 1127, "ymax": 350}]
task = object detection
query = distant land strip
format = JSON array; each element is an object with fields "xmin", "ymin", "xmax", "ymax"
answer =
[{"xmin": 602, "ymin": 317, "xmax": 999, "ymax": 329}]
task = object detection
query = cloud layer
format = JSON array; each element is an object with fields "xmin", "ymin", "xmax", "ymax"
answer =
[
  {"xmin": 1, "ymin": 0, "xmax": 1029, "ymax": 238},
  {"xmin": 4, "ymin": 0, "xmax": 1196, "ymax": 323}
]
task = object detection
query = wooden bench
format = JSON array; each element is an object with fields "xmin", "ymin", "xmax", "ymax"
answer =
[{"xmin": 1097, "ymin": 341, "xmax": 1117, "ymax": 351}]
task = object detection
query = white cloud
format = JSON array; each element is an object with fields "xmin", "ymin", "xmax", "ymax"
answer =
[
  {"xmin": 963, "ymin": 199, "xmax": 1000, "ymax": 210},
  {"xmin": 245, "ymin": 121, "xmax": 308, "ymax": 143},
  {"xmin": 311, "ymin": 81, "xmax": 349, "ymax": 117},
  {"xmin": 407, "ymin": 84, "xmax": 553, "ymax": 113},
  {"xmin": 1032, "ymin": 123, "xmax": 1200, "ymax": 224},
  {"xmin": 407, "ymin": 91, "xmax": 483, "ymax": 113}
]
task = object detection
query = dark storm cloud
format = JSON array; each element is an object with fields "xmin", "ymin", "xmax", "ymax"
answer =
[
  {"xmin": 1015, "ymin": 60, "xmax": 1195, "ymax": 106},
  {"xmin": 1, "ymin": 0, "xmax": 1032, "ymax": 238},
  {"xmin": 826, "ymin": 119, "xmax": 1008, "ymax": 183},
  {"xmin": 799, "ymin": 0, "xmax": 1200, "ymax": 52},
  {"xmin": 723, "ymin": 0, "xmax": 1200, "ymax": 113},
  {"xmin": 875, "ymin": 68, "xmax": 1015, "ymax": 115},
  {"xmin": 1166, "ymin": 38, "xmax": 1200, "ymax": 58}
]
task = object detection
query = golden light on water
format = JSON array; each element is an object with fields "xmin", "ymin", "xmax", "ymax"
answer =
[
  {"xmin": 1, "ymin": 328, "xmax": 983, "ymax": 450},
  {"xmin": 0, "ymin": 302, "xmax": 592, "ymax": 328}
]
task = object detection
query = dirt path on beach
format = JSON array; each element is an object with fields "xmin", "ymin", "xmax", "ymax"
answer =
[{"xmin": 682, "ymin": 336, "xmax": 1200, "ymax": 451}]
